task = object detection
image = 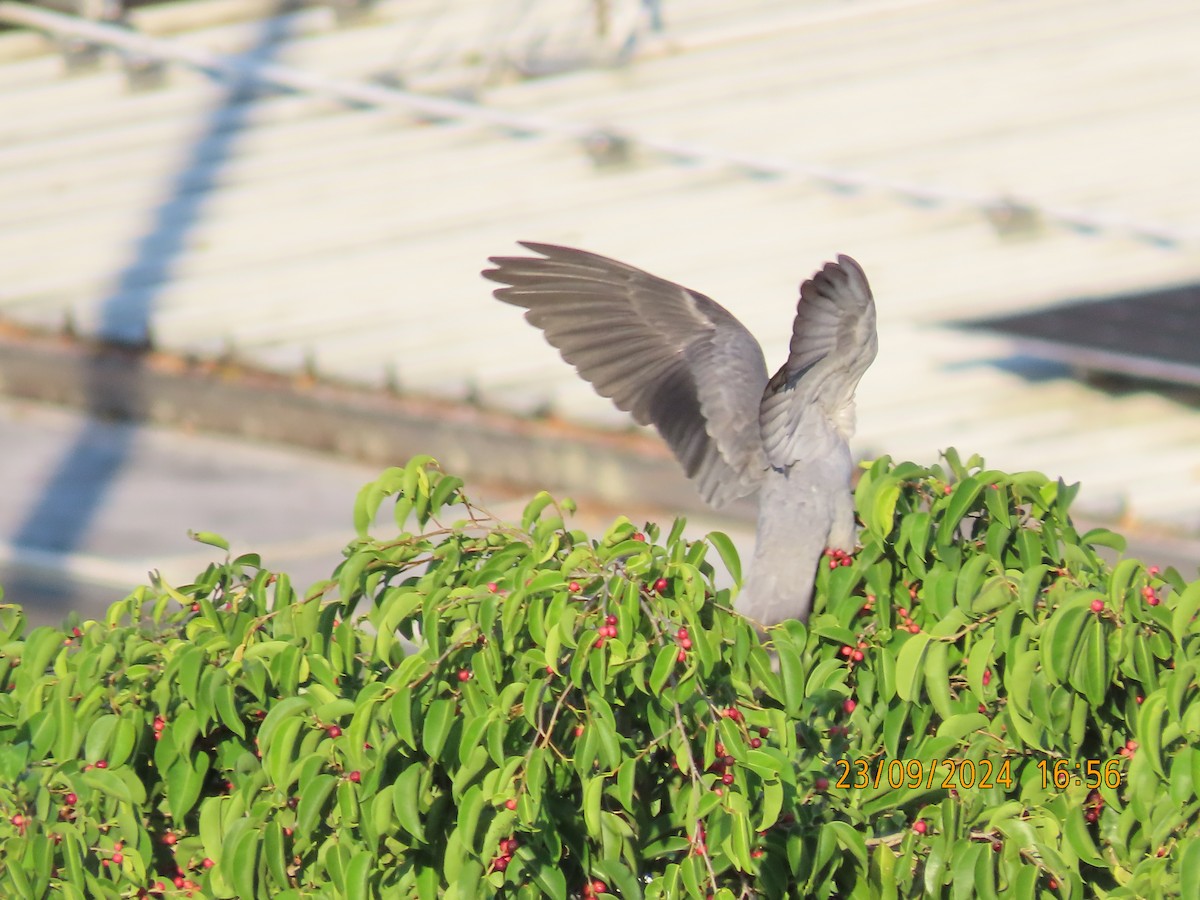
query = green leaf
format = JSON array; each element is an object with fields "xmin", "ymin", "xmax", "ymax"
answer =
[
  {"xmin": 593, "ymin": 858, "xmax": 644, "ymax": 899},
  {"xmin": 189, "ymin": 530, "xmax": 230, "ymax": 551},
  {"xmin": 422, "ymin": 699, "xmax": 454, "ymax": 760},
  {"xmin": 896, "ymin": 633, "xmax": 932, "ymax": 702},
  {"xmin": 166, "ymin": 751, "xmax": 210, "ymax": 819},
  {"xmin": 775, "ymin": 639, "xmax": 805, "ymax": 716},
  {"xmin": 1172, "ymin": 581, "xmax": 1200, "ymax": 645},
  {"xmin": 1040, "ymin": 600, "xmax": 1091, "ymax": 686},
  {"xmin": 295, "ymin": 773, "xmax": 337, "ymax": 840},
  {"xmin": 649, "ymin": 644, "xmax": 678, "ymax": 697},
  {"xmin": 938, "ymin": 477, "xmax": 985, "ymax": 545},
  {"xmin": 1138, "ymin": 691, "xmax": 1168, "ymax": 779},
  {"xmin": 1070, "ymin": 616, "xmax": 1109, "ymax": 707},
  {"xmin": 393, "ymin": 765, "xmax": 427, "ymax": 842},
  {"xmin": 707, "ymin": 531, "xmax": 743, "ymax": 585}
]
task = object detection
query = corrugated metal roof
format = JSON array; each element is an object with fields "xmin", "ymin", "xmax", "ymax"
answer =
[{"xmin": 1, "ymin": 0, "xmax": 1199, "ymax": 534}]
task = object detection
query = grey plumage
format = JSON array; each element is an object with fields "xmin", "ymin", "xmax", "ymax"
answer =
[{"xmin": 483, "ymin": 242, "xmax": 877, "ymax": 626}]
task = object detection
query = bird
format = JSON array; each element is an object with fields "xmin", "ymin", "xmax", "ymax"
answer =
[{"xmin": 483, "ymin": 242, "xmax": 877, "ymax": 626}]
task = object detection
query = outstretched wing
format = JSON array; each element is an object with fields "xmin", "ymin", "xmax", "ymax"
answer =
[
  {"xmin": 484, "ymin": 242, "xmax": 770, "ymax": 508},
  {"xmin": 758, "ymin": 255, "xmax": 878, "ymax": 467}
]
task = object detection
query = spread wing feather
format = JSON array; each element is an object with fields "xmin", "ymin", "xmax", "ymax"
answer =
[
  {"xmin": 484, "ymin": 242, "xmax": 769, "ymax": 508},
  {"xmin": 759, "ymin": 255, "xmax": 878, "ymax": 467}
]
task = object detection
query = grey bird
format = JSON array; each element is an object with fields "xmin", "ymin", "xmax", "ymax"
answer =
[{"xmin": 483, "ymin": 243, "xmax": 877, "ymax": 625}]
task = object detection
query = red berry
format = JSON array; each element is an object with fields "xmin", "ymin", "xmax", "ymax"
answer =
[
  {"xmin": 982, "ymin": 670, "xmax": 992, "ymax": 686},
  {"xmin": 632, "ymin": 533, "xmax": 645, "ymax": 542},
  {"xmin": 750, "ymin": 737, "xmax": 762, "ymax": 749},
  {"xmin": 504, "ymin": 838, "xmax": 519, "ymax": 854},
  {"xmin": 912, "ymin": 820, "xmax": 927, "ymax": 834},
  {"xmin": 654, "ymin": 578, "xmax": 668, "ymax": 592},
  {"xmin": 677, "ymin": 650, "xmax": 687, "ymax": 662},
  {"xmin": 505, "ymin": 798, "xmax": 517, "ymax": 811},
  {"xmin": 492, "ymin": 856, "xmax": 509, "ymax": 872},
  {"xmin": 722, "ymin": 772, "xmax": 735, "ymax": 785},
  {"xmin": 592, "ymin": 880, "xmax": 608, "ymax": 894},
  {"xmin": 992, "ymin": 841, "xmax": 1002, "ymax": 852},
  {"xmin": 759, "ymin": 727, "xmax": 769, "ymax": 738},
  {"xmin": 327, "ymin": 725, "xmax": 342, "ymax": 738},
  {"xmin": 163, "ymin": 833, "xmax": 177, "ymax": 845},
  {"xmin": 10, "ymin": 815, "xmax": 24, "ymax": 827},
  {"xmin": 680, "ymin": 638, "xmax": 692, "ymax": 650},
  {"xmin": 574, "ymin": 724, "xmax": 585, "ymax": 738},
  {"xmin": 842, "ymin": 698, "xmax": 857, "ymax": 714},
  {"xmin": 605, "ymin": 614, "xmax": 617, "ymax": 626},
  {"xmin": 487, "ymin": 582, "xmax": 499, "ymax": 593},
  {"xmin": 852, "ymin": 650, "xmax": 864, "ymax": 662},
  {"xmin": 65, "ymin": 793, "xmax": 77, "ymax": 805},
  {"xmin": 569, "ymin": 581, "xmax": 581, "ymax": 593},
  {"xmin": 457, "ymin": 669, "xmax": 471, "ymax": 682},
  {"xmin": 1136, "ymin": 695, "xmax": 1144, "ymax": 704},
  {"xmin": 908, "ymin": 623, "xmax": 920, "ymax": 634},
  {"xmin": 174, "ymin": 876, "xmax": 185, "ymax": 888},
  {"xmin": 202, "ymin": 858, "xmax": 215, "ymax": 868},
  {"xmin": 677, "ymin": 627, "xmax": 688, "ymax": 640},
  {"xmin": 595, "ymin": 637, "xmax": 605, "ymax": 649},
  {"xmin": 840, "ymin": 646, "xmax": 852, "ymax": 657},
  {"xmin": 112, "ymin": 852, "xmax": 124, "ymax": 865},
  {"xmin": 814, "ymin": 776, "xmax": 829, "ymax": 791},
  {"xmin": 751, "ymin": 848, "xmax": 764, "ymax": 859},
  {"xmin": 95, "ymin": 759, "xmax": 108, "ymax": 769},
  {"xmin": 348, "ymin": 771, "xmax": 361, "ymax": 783},
  {"xmin": 1048, "ymin": 879, "xmax": 1058, "ymax": 890},
  {"xmin": 1090, "ymin": 599, "xmax": 1104, "ymax": 613}
]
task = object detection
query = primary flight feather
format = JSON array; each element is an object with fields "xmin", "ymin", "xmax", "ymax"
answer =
[{"xmin": 484, "ymin": 242, "xmax": 877, "ymax": 625}]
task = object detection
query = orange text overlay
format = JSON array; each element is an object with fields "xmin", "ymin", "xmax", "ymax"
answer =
[{"xmin": 833, "ymin": 757, "xmax": 1015, "ymax": 791}]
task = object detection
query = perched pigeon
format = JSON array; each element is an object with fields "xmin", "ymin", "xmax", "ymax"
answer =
[{"xmin": 484, "ymin": 243, "xmax": 877, "ymax": 625}]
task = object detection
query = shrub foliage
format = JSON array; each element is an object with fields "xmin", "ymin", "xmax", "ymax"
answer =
[{"xmin": 1, "ymin": 453, "xmax": 1199, "ymax": 898}]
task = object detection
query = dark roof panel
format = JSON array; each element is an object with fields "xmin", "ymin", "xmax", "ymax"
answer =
[{"xmin": 966, "ymin": 283, "xmax": 1200, "ymax": 387}]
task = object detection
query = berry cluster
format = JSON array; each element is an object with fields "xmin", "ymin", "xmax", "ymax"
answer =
[
  {"xmin": 1141, "ymin": 585, "xmax": 1160, "ymax": 607},
  {"xmin": 709, "ymin": 741, "xmax": 737, "ymax": 789},
  {"xmin": 490, "ymin": 836, "xmax": 519, "ymax": 872},
  {"xmin": 824, "ymin": 547, "xmax": 853, "ymax": 570},
  {"xmin": 152, "ymin": 714, "xmax": 166, "ymax": 741},
  {"xmin": 595, "ymin": 614, "xmax": 619, "ymax": 648},
  {"xmin": 896, "ymin": 604, "xmax": 920, "ymax": 634},
  {"xmin": 839, "ymin": 642, "xmax": 868, "ymax": 666},
  {"xmin": 1084, "ymin": 788, "xmax": 1105, "ymax": 823},
  {"xmin": 675, "ymin": 627, "xmax": 691, "ymax": 663}
]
